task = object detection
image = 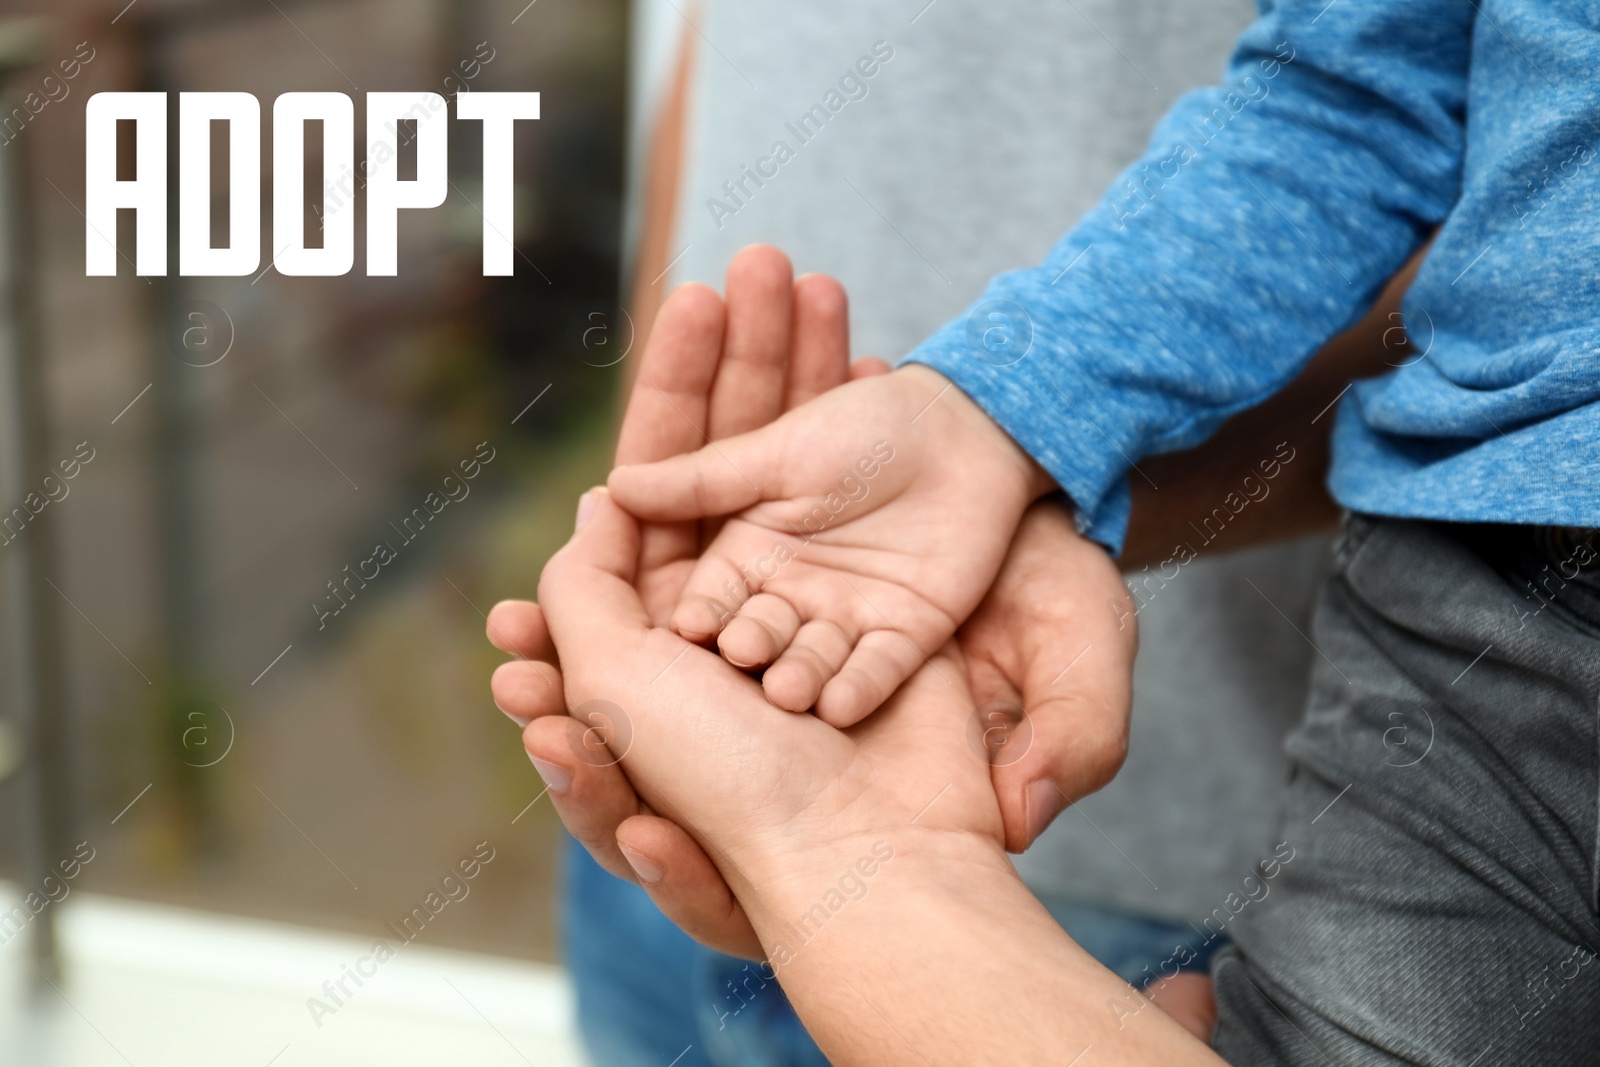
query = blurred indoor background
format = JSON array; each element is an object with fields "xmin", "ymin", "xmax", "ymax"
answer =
[{"xmin": 0, "ymin": 0, "xmax": 629, "ymax": 1062}]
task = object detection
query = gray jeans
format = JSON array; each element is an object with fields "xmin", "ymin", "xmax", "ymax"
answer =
[{"xmin": 1212, "ymin": 516, "xmax": 1600, "ymax": 1065}]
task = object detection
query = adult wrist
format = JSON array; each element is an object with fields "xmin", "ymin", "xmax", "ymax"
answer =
[
  {"xmin": 716, "ymin": 815, "xmax": 1215, "ymax": 1066},
  {"xmin": 731, "ymin": 825, "xmax": 1012, "ymax": 960}
]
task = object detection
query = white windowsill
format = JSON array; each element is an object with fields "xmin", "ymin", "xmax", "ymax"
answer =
[{"xmin": 0, "ymin": 886, "xmax": 588, "ymax": 1066}]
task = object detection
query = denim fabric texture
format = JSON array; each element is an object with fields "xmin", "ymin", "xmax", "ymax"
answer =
[{"xmin": 1212, "ymin": 516, "xmax": 1600, "ymax": 1064}]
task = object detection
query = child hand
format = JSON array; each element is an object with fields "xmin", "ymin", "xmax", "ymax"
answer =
[
  {"xmin": 534, "ymin": 486, "xmax": 1004, "ymax": 879},
  {"xmin": 607, "ymin": 364, "xmax": 1052, "ymax": 726}
]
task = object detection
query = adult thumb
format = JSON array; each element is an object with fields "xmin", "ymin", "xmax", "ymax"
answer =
[{"xmin": 538, "ymin": 488, "xmax": 650, "ymax": 655}]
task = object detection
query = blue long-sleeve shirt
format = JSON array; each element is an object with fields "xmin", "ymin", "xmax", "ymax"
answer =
[{"xmin": 906, "ymin": 0, "xmax": 1600, "ymax": 551}]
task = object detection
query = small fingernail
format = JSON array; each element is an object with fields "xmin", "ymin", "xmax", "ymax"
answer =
[
  {"xmin": 528, "ymin": 754, "xmax": 572, "ymax": 794},
  {"xmin": 1025, "ymin": 779, "xmax": 1064, "ymax": 844},
  {"xmin": 619, "ymin": 845, "xmax": 664, "ymax": 885},
  {"xmin": 575, "ymin": 489, "xmax": 601, "ymax": 531}
]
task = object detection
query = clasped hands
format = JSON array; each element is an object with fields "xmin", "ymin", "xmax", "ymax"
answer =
[{"xmin": 487, "ymin": 246, "xmax": 1137, "ymax": 961}]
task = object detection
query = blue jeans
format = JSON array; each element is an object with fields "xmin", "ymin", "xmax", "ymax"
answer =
[{"xmin": 563, "ymin": 837, "xmax": 1223, "ymax": 1066}]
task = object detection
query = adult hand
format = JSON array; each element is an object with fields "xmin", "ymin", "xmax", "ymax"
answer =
[
  {"xmin": 487, "ymin": 245, "xmax": 1138, "ymax": 950},
  {"xmin": 959, "ymin": 502, "xmax": 1137, "ymax": 853},
  {"xmin": 535, "ymin": 490, "xmax": 1212, "ymax": 1065},
  {"xmin": 536, "ymin": 486, "xmax": 1005, "ymax": 878},
  {"xmin": 488, "ymin": 246, "xmax": 872, "ymax": 957},
  {"xmin": 608, "ymin": 362, "xmax": 1051, "ymax": 727}
]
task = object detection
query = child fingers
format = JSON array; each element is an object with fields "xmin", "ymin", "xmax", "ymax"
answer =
[
  {"xmin": 485, "ymin": 599, "xmax": 555, "ymax": 661},
  {"xmin": 815, "ymin": 628, "xmax": 931, "ymax": 728},
  {"xmin": 666, "ymin": 528, "xmax": 787, "ymax": 641},
  {"xmin": 717, "ymin": 593, "xmax": 802, "ymax": 670},
  {"xmin": 669, "ymin": 597, "xmax": 732, "ymax": 645},
  {"xmin": 666, "ymin": 549, "xmax": 753, "ymax": 642},
  {"xmin": 614, "ymin": 814, "xmax": 765, "ymax": 960},
  {"xmin": 761, "ymin": 618, "xmax": 854, "ymax": 713},
  {"xmin": 491, "ymin": 660, "xmax": 565, "ymax": 725},
  {"xmin": 709, "ymin": 245, "xmax": 794, "ymax": 439},
  {"xmin": 785, "ymin": 273, "xmax": 850, "ymax": 408}
]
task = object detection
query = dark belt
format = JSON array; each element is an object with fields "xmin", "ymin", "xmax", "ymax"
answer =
[
  {"xmin": 1453, "ymin": 521, "xmax": 1600, "ymax": 588},
  {"xmin": 1536, "ymin": 526, "xmax": 1600, "ymax": 575}
]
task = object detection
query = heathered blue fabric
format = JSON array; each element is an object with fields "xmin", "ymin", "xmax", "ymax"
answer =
[{"xmin": 905, "ymin": 0, "xmax": 1600, "ymax": 551}]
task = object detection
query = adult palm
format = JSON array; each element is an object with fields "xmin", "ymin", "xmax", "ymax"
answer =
[{"xmin": 487, "ymin": 245, "xmax": 1136, "ymax": 955}]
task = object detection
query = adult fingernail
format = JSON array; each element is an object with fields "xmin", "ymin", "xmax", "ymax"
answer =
[
  {"xmin": 620, "ymin": 845, "xmax": 664, "ymax": 885},
  {"xmin": 528, "ymin": 753, "xmax": 572, "ymax": 794},
  {"xmin": 1025, "ymin": 779, "xmax": 1064, "ymax": 844},
  {"xmin": 575, "ymin": 488, "xmax": 600, "ymax": 531},
  {"xmin": 497, "ymin": 700, "xmax": 532, "ymax": 728}
]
